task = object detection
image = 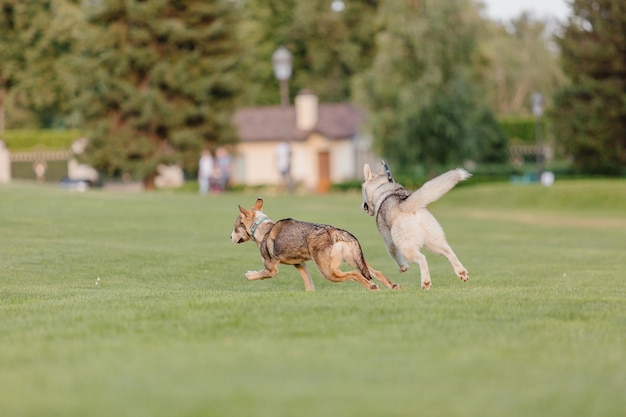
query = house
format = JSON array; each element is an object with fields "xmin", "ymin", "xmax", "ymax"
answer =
[{"xmin": 231, "ymin": 91, "xmax": 377, "ymax": 192}]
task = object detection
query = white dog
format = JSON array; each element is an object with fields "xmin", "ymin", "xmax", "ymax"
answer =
[{"xmin": 361, "ymin": 161, "xmax": 470, "ymax": 290}]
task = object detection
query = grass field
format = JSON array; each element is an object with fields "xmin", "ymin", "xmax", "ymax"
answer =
[{"xmin": 1, "ymin": 179, "xmax": 625, "ymax": 417}]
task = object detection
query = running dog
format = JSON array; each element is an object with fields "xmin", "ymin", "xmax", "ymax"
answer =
[
  {"xmin": 361, "ymin": 161, "xmax": 470, "ymax": 290},
  {"xmin": 230, "ymin": 198, "xmax": 400, "ymax": 291}
]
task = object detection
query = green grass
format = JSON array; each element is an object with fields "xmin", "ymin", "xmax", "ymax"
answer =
[{"xmin": 1, "ymin": 180, "xmax": 625, "ymax": 417}]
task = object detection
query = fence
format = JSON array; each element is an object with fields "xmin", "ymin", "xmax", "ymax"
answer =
[{"xmin": 3, "ymin": 148, "xmax": 73, "ymax": 183}]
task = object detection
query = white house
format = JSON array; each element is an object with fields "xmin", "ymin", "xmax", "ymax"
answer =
[{"xmin": 231, "ymin": 91, "xmax": 376, "ymax": 192}]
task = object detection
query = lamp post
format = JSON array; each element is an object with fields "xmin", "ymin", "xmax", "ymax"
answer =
[
  {"xmin": 272, "ymin": 46, "xmax": 293, "ymax": 192},
  {"xmin": 272, "ymin": 46, "xmax": 292, "ymax": 109},
  {"xmin": 532, "ymin": 92, "xmax": 544, "ymax": 179}
]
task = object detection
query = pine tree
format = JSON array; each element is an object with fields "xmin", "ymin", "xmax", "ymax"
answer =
[
  {"xmin": 0, "ymin": 0, "xmax": 29, "ymax": 132},
  {"xmin": 0, "ymin": 1, "xmax": 82, "ymax": 130},
  {"xmin": 74, "ymin": 0, "xmax": 242, "ymax": 187},
  {"xmin": 552, "ymin": 0, "xmax": 626, "ymax": 175}
]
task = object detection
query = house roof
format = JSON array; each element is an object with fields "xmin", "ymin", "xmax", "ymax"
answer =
[{"xmin": 232, "ymin": 103, "xmax": 366, "ymax": 142}]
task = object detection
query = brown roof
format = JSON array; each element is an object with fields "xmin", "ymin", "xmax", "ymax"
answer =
[{"xmin": 232, "ymin": 103, "xmax": 366, "ymax": 142}]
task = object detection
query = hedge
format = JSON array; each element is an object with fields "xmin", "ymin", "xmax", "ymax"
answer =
[
  {"xmin": 498, "ymin": 116, "xmax": 544, "ymax": 144},
  {"xmin": 1, "ymin": 129, "xmax": 82, "ymax": 151}
]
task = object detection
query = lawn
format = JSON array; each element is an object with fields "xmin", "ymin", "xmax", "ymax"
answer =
[{"xmin": 1, "ymin": 179, "xmax": 625, "ymax": 417}]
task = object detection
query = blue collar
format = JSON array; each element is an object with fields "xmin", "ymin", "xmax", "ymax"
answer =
[{"xmin": 250, "ymin": 216, "xmax": 269, "ymax": 239}]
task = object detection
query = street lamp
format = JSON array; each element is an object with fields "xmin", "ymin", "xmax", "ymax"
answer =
[
  {"xmin": 531, "ymin": 92, "xmax": 544, "ymax": 179},
  {"xmin": 272, "ymin": 46, "xmax": 292, "ymax": 108},
  {"xmin": 272, "ymin": 46, "xmax": 293, "ymax": 192},
  {"xmin": 331, "ymin": 0, "xmax": 345, "ymax": 12}
]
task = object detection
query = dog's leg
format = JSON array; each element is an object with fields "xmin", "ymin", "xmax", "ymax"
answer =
[
  {"xmin": 398, "ymin": 245, "xmax": 432, "ymax": 290},
  {"xmin": 294, "ymin": 263, "xmax": 315, "ymax": 291},
  {"xmin": 386, "ymin": 241, "xmax": 409, "ymax": 272},
  {"xmin": 427, "ymin": 242, "xmax": 469, "ymax": 282},
  {"xmin": 245, "ymin": 259, "xmax": 279, "ymax": 281},
  {"xmin": 321, "ymin": 268, "xmax": 379, "ymax": 290},
  {"xmin": 365, "ymin": 261, "xmax": 401, "ymax": 290},
  {"xmin": 316, "ymin": 244, "xmax": 379, "ymax": 290},
  {"xmin": 414, "ymin": 252, "xmax": 432, "ymax": 290}
]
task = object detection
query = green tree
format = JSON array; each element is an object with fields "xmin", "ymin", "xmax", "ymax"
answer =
[
  {"xmin": 73, "ymin": 0, "xmax": 242, "ymax": 187},
  {"xmin": 0, "ymin": 1, "xmax": 81, "ymax": 131},
  {"xmin": 354, "ymin": 0, "xmax": 506, "ymax": 174},
  {"xmin": 20, "ymin": 0, "xmax": 83, "ymax": 128},
  {"xmin": 481, "ymin": 14, "xmax": 566, "ymax": 116},
  {"xmin": 0, "ymin": 0, "xmax": 31, "ymax": 132},
  {"xmin": 237, "ymin": 0, "xmax": 379, "ymax": 105},
  {"xmin": 552, "ymin": 0, "xmax": 626, "ymax": 175}
]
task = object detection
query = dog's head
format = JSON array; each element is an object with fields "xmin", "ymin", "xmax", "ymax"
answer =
[
  {"xmin": 230, "ymin": 197, "xmax": 268, "ymax": 244},
  {"xmin": 361, "ymin": 161, "xmax": 395, "ymax": 216}
]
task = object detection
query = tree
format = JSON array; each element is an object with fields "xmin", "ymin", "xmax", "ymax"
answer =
[
  {"xmin": 552, "ymin": 0, "xmax": 626, "ymax": 175},
  {"xmin": 0, "ymin": 1, "xmax": 82, "ymax": 131},
  {"xmin": 73, "ymin": 0, "xmax": 242, "ymax": 187},
  {"xmin": 0, "ymin": 0, "xmax": 28, "ymax": 133},
  {"xmin": 353, "ymin": 0, "xmax": 506, "ymax": 175},
  {"xmin": 237, "ymin": 0, "xmax": 380, "ymax": 106},
  {"xmin": 481, "ymin": 14, "xmax": 566, "ymax": 116}
]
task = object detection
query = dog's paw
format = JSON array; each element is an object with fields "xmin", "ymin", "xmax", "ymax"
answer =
[
  {"xmin": 458, "ymin": 270, "xmax": 469, "ymax": 282},
  {"xmin": 246, "ymin": 271, "xmax": 263, "ymax": 280},
  {"xmin": 399, "ymin": 264, "xmax": 409, "ymax": 273},
  {"xmin": 421, "ymin": 280, "xmax": 432, "ymax": 291},
  {"xmin": 391, "ymin": 283, "xmax": 403, "ymax": 290},
  {"xmin": 369, "ymin": 283, "xmax": 380, "ymax": 290}
]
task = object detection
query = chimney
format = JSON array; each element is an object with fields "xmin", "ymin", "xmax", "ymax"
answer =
[{"xmin": 295, "ymin": 90, "xmax": 318, "ymax": 131}]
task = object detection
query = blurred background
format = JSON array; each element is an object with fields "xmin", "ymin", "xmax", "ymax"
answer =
[{"xmin": 0, "ymin": 0, "xmax": 623, "ymax": 191}]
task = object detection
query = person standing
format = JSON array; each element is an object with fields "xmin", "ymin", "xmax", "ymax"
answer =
[
  {"xmin": 275, "ymin": 141, "xmax": 291, "ymax": 192},
  {"xmin": 215, "ymin": 146, "xmax": 232, "ymax": 191},
  {"xmin": 198, "ymin": 149, "xmax": 213, "ymax": 195}
]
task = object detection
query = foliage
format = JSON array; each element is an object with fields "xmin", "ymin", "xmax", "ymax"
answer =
[
  {"xmin": 0, "ymin": 0, "xmax": 81, "ymax": 130},
  {"xmin": 354, "ymin": 0, "xmax": 507, "ymax": 174},
  {"xmin": 2, "ymin": 128, "xmax": 81, "ymax": 150},
  {"xmin": 0, "ymin": 0, "xmax": 28, "ymax": 133},
  {"xmin": 237, "ymin": 0, "xmax": 380, "ymax": 106},
  {"xmin": 499, "ymin": 116, "xmax": 539, "ymax": 143},
  {"xmin": 480, "ymin": 14, "xmax": 566, "ymax": 116},
  {"xmin": 71, "ymin": 0, "xmax": 242, "ymax": 186},
  {"xmin": 551, "ymin": 0, "xmax": 626, "ymax": 175},
  {"xmin": 2, "ymin": 1, "xmax": 623, "ymax": 180},
  {"xmin": 1, "ymin": 182, "xmax": 625, "ymax": 417}
]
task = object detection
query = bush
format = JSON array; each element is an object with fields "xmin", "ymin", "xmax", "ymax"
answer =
[
  {"xmin": 2, "ymin": 129, "xmax": 82, "ymax": 151},
  {"xmin": 499, "ymin": 116, "xmax": 541, "ymax": 144}
]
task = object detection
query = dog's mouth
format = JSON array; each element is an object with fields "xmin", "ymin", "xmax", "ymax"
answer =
[
  {"xmin": 362, "ymin": 202, "xmax": 369, "ymax": 213},
  {"xmin": 230, "ymin": 230, "xmax": 249, "ymax": 244}
]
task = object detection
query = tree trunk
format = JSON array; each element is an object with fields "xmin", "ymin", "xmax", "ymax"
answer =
[{"xmin": 143, "ymin": 173, "xmax": 156, "ymax": 190}]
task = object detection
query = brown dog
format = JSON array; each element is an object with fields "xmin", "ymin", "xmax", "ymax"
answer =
[{"xmin": 230, "ymin": 198, "xmax": 400, "ymax": 291}]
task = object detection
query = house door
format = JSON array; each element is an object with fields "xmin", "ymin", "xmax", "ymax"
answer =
[{"xmin": 317, "ymin": 151, "xmax": 331, "ymax": 193}]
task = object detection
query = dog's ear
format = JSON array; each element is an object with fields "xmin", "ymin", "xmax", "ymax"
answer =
[
  {"xmin": 363, "ymin": 164, "xmax": 373, "ymax": 180},
  {"xmin": 377, "ymin": 160, "xmax": 387, "ymax": 175},
  {"xmin": 382, "ymin": 161, "xmax": 395, "ymax": 183},
  {"xmin": 253, "ymin": 198, "xmax": 263, "ymax": 211},
  {"xmin": 238, "ymin": 205, "xmax": 251, "ymax": 218}
]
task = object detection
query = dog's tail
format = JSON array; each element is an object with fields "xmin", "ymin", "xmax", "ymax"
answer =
[{"xmin": 405, "ymin": 168, "xmax": 471, "ymax": 209}]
